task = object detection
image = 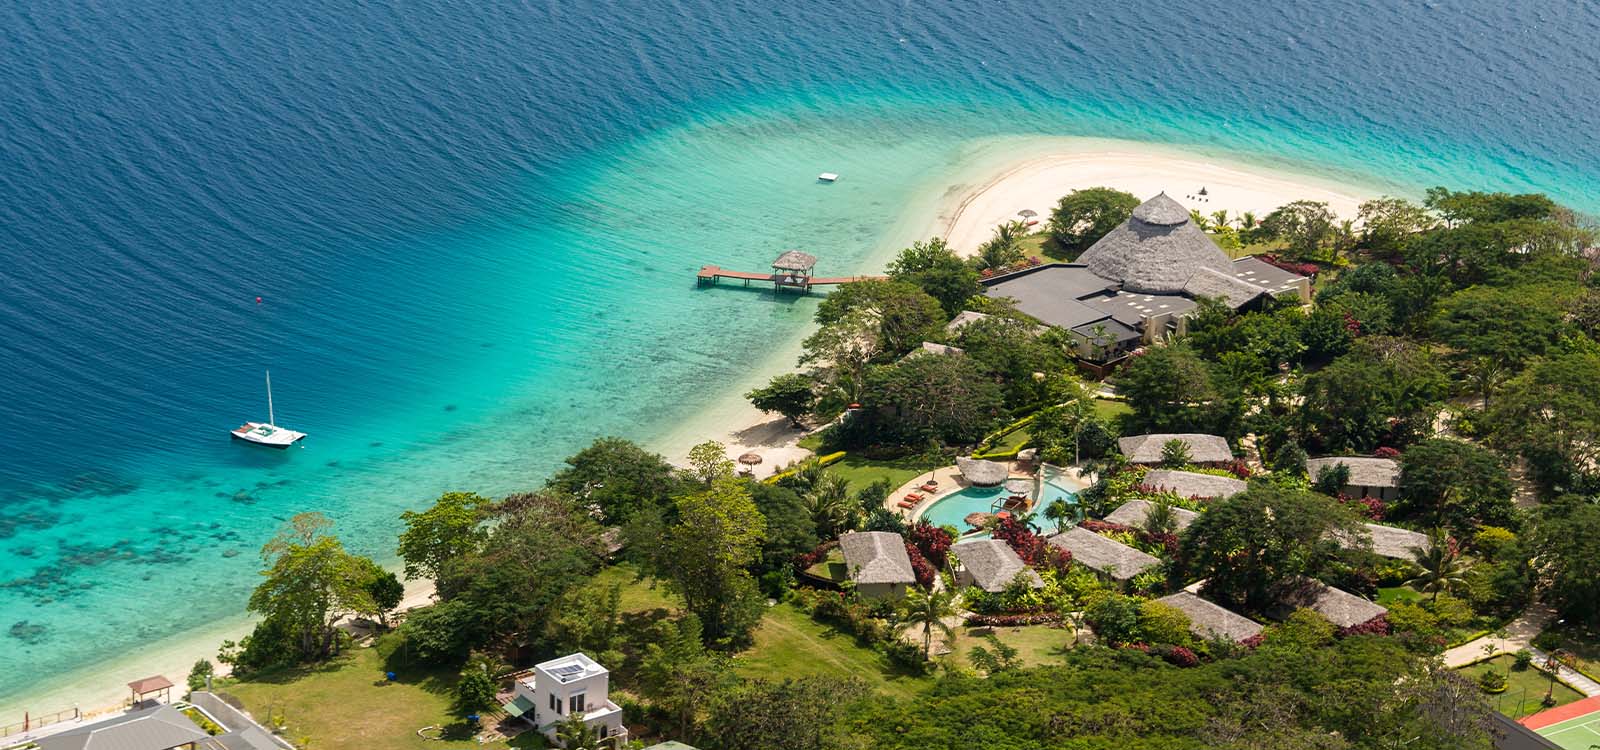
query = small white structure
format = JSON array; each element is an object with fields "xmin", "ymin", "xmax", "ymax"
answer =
[
  {"xmin": 513, "ymin": 653, "xmax": 627, "ymax": 747},
  {"xmin": 817, "ymin": 172, "xmax": 839, "ymax": 182}
]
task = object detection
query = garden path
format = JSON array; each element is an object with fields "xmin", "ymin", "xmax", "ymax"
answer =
[{"xmin": 1441, "ymin": 605, "xmax": 1553, "ymax": 669}]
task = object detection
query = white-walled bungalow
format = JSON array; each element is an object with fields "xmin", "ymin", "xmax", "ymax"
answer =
[
  {"xmin": 1140, "ymin": 469, "xmax": 1247, "ymax": 500},
  {"xmin": 512, "ymin": 653, "xmax": 627, "ymax": 747},
  {"xmin": 839, "ymin": 531, "xmax": 917, "ymax": 598},
  {"xmin": 1046, "ymin": 527, "xmax": 1160, "ymax": 583},
  {"xmin": 1104, "ymin": 499, "xmax": 1201, "ymax": 532},
  {"xmin": 951, "ymin": 539, "xmax": 1043, "ymax": 592},
  {"xmin": 1305, "ymin": 456, "xmax": 1400, "ymax": 501},
  {"xmin": 1155, "ymin": 592, "xmax": 1263, "ymax": 643},
  {"xmin": 1118, "ymin": 433, "xmax": 1233, "ymax": 466}
]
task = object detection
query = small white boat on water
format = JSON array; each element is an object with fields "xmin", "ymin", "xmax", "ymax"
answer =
[
  {"xmin": 817, "ymin": 172, "xmax": 838, "ymax": 183},
  {"xmin": 231, "ymin": 370, "xmax": 306, "ymax": 448}
]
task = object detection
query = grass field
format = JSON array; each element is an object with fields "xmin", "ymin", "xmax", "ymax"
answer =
[
  {"xmin": 220, "ymin": 642, "xmax": 542, "ymax": 750},
  {"xmin": 949, "ymin": 624, "xmax": 1076, "ymax": 671},
  {"xmin": 1093, "ymin": 398, "xmax": 1131, "ymax": 422},
  {"xmin": 1458, "ymin": 655, "xmax": 1584, "ymax": 720},
  {"xmin": 1376, "ymin": 586, "xmax": 1422, "ymax": 606},
  {"xmin": 733, "ymin": 603, "xmax": 932, "ymax": 701},
  {"xmin": 823, "ymin": 454, "xmax": 944, "ymax": 492}
]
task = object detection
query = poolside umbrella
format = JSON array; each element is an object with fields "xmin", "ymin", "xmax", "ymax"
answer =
[
  {"xmin": 1198, "ymin": 187, "xmax": 1209, "ymax": 196},
  {"xmin": 1018, "ymin": 209, "xmax": 1038, "ymax": 219},
  {"xmin": 738, "ymin": 452, "xmax": 762, "ymax": 473},
  {"xmin": 956, "ymin": 457, "xmax": 1008, "ymax": 487},
  {"xmin": 1004, "ymin": 478, "xmax": 1032, "ymax": 496}
]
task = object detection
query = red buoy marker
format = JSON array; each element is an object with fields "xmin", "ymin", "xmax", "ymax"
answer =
[{"xmin": 256, "ymin": 296, "xmax": 263, "ymax": 304}]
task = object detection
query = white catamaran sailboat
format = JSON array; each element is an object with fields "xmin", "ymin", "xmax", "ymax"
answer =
[{"xmin": 231, "ymin": 370, "xmax": 306, "ymax": 448}]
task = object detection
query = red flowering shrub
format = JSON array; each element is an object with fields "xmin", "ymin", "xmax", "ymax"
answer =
[
  {"xmin": 905, "ymin": 543, "xmax": 936, "ymax": 587},
  {"xmin": 1240, "ymin": 633, "xmax": 1265, "ymax": 649},
  {"xmin": 793, "ymin": 540, "xmax": 838, "ymax": 572},
  {"xmin": 1372, "ymin": 446, "xmax": 1401, "ymax": 459},
  {"xmin": 1222, "ymin": 459, "xmax": 1252, "ymax": 479},
  {"xmin": 1351, "ymin": 495, "xmax": 1386, "ymax": 520},
  {"xmin": 994, "ymin": 516, "xmax": 1049, "ymax": 565},
  {"xmin": 1259, "ymin": 254, "xmax": 1320, "ymax": 277},
  {"xmin": 1338, "ymin": 615, "xmax": 1391, "ymax": 637},
  {"xmin": 908, "ymin": 520, "xmax": 952, "ymax": 568},
  {"xmin": 1078, "ymin": 519, "xmax": 1135, "ymax": 535},
  {"xmin": 1158, "ymin": 645, "xmax": 1200, "ymax": 667},
  {"xmin": 1122, "ymin": 642, "xmax": 1151, "ymax": 653},
  {"xmin": 967, "ymin": 613, "xmax": 1061, "ymax": 627}
]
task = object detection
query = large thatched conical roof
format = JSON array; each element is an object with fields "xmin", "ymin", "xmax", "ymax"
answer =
[{"xmin": 1077, "ymin": 193, "xmax": 1232, "ymax": 294}]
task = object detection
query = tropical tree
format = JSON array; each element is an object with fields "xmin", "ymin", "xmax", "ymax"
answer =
[
  {"xmin": 902, "ymin": 587, "xmax": 957, "ymax": 658},
  {"xmin": 1048, "ymin": 187, "xmax": 1140, "ymax": 258},
  {"xmin": 1043, "ymin": 497, "xmax": 1075, "ymax": 533},
  {"xmin": 886, "ymin": 237, "xmax": 981, "ymax": 317},
  {"xmin": 1258, "ymin": 200, "xmax": 1337, "ymax": 262},
  {"xmin": 973, "ymin": 221, "xmax": 1027, "ymax": 271},
  {"xmin": 702, "ymin": 677, "xmax": 868, "ymax": 750},
  {"xmin": 745, "ymin": 373, "xmax": 817, "ymax": 427},
  {"xmin": 246, "ymin": 513, "xmax": 380, "ymax": 664},
  {"xmin": 554, "ymin": 713, "xmax": 601, "ymax": 750},
  {"xmin": 1405, "ymin": 529, "xmax": 1470, "ymax": 602},
  {"xmin": 1527, "ymin": 497, "xmax": 1600, "ymax": 625},
  {"xmin": 397, "ymin": 491, "xmax": 488, "ymax": 581},
  {"xmin": 1182, "ymin": 487, "xmax": 1367, "ymax": 610},
  {"xmin": 547, "ymin": 438, "xmax": 683, "ymax": 524},
  {"xmin": 1395, "ymin": 438, "xmax": 1516, "ymax": 532},
  {"xmin": 1159, "ymin": 439, "xmax": 1191, "ymax": 468},
  {"xmin": 1112, "ymin": 344, "xmax": 1220, "ymax": 434},
  {"xmin": 638, "ymin": 614, "xmax": 730, "ymax": 739},
  {"xmin": 686, "ymin": 440, "xmax": 735, "ymax": 486},
  {"xmin": 1299, "ymin": 337, "xmax": 1447, "ymax": 453},
  {"xmin": 802, "ymin": 471, "xmax": 856, "ymax": 537},
  {"xmin": 1485, "ymin": 349, "xmax": 1600, "ymax": 494},
  {"xmin": 656, "ymin": 478, "xmax": 767, "ymax": 645},
  {"xmin": 453, "ymin": 663, "xmax": 499, "ymax": 716}
]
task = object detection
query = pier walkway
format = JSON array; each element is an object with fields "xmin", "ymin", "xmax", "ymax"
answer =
[{"xmin": 696, "ymin": 265, "xmax": 886, "ymax": 291}]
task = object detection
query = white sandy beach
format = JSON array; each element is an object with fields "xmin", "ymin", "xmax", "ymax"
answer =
[
  {"xmin": 938, "ymin": 139, "xmax": 1381, "ymax": 255},
  {"xmin": 8, "ymin": 135, "xmax": 1392, "ymax": 726}
]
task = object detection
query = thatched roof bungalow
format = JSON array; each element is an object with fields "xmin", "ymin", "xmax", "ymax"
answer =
[
  {"xmin": 1118, "ymin": 433, "xmax": 1233, "ymax": 465},
  {"xmin": 1141, "ymin": 469, "xmax": 1247, "ymax": 499},
  {"xmin": 1305, "ymin": 456, "xmax": 1401, "ymax": 501},
  {"xmin": 771, "ymin": 250, "xmax": 818, "ymax": 271},
  {"xmin": 1104, "ymin": 499, "xmax": 1201, "ymax": 532},
  {"xmin": 951, "ymin": 539, "xmax": 1044, "ymax": 592},
  {"xmin": 1155, "ymin": 592, "xmax": 1263, "ymax": 643},
  {"xmin": 1277, "ymin": 579, "xmax": 1388, "ymax": 629},
  {"xmin": 1047, "ymin": 527, "xmax": 1160, "ymax": 583},
  {"xmin": 1338, "ymin": 522, "xmax": 1430, "ymax": 560},
  {"xmin": 838, "ymin": 531, "xmax": 916, "ymax": 599}
]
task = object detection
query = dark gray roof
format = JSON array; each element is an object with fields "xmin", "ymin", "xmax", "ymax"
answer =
[
  {"xmin": 952, "ymin": 539, "xmax": 1044, "ymax": 592},
  {"xmin": 1305, "ymin": 457, "xmax": 1400, "ymax": 488},
  {"xmin": 1279, "ymin": 579, "xmax": 1387, "ymax": 628},
  {"xmin": 1491, "ymin": 713, "xmax": 1561, "ymax": 750},
  {"xmin": 838, "ymin": 531, "xmax": 916, "ymax": 585},
  {"xmin": 1141, "ymin": 469, "xmax": 1247, "ymax": 499},
  {"xmin": 771, "ymin": 250, "xmax": 817, "ymax": 271},
  {"xmin": 1118, "ymin": 433, "xmax": 1233, "ymax": 464},
  {"xmin": 1047, "ymin": 527, "xmax": 1160, "ymax": 581},
  {"xmin": 1230, "ymin": 256, "xmax": 1309, "ymax": 295},
  {"xmin": 36, "ymin": 704, "xmax": 209, "ymax": 750},
  {"xmin": 1156, "ymin": 592, "xmax": 1263, "ymax": 642},
  {"xmin": 1077, "ymin": 194, "xmax": 1233, "ymax": 294},
  {"xmin": 1081, "ymin": 290, "xmax": 1198, "ymax": 328},
  {"xmin": 981, "ymin": 265, "xmax": 1120, "ymax": 330},
  {"xmin": 1069, "ymin": 318, "xmax": 1142, "ymax": 344},
  {"xmin": 1104, "ymin": 499, "xmax": 1201, "ymax": 531}
]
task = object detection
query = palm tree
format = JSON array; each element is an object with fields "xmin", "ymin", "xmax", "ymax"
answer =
[
  {"xmin": 555, "ymin": 712, "xmax": 600, "ymax": 750},
  {"xmin": 1405, "ymin": 529, "xmax": 1470, "ymax": 602},
  {"xmin": 1544, "ymin": 649, "xmax": 1574, "ymax": 706},
  {"xmin": 804, "ymin": 471, "xmax": 856, "ymax": 537},
  {"xmin": 902, "ymin": 588, "xmax": 957, "ymax": 659},
  {"xmin": 975, "ymin": 221, "xmax": 1026, "ymax": 271},
  {"xmin": 1239, "ymin": 211, "xmax": 1258, "ymax": 230},
  {"xmin": 1189, "ymin": 209, "xmax": 1211, "ymax": 231},
  {"xmin": 1210, "ymin": 209, "xmax": 1230, "ymax": 229},
  {"xmin": 1043, "ymin": 497, "xmax": 1074, "ymax": 533}
]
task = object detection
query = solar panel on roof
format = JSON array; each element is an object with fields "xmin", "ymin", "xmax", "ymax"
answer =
[{"xmin": 551, "ymin": 664, "xmax": 585, "ymax": 679}]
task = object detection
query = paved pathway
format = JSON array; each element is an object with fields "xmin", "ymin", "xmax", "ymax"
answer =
[
  {"xmin": 1441, "ymin": 605, "xmax": 1600, "ymax": 697},
  {"xmin": 1441, "ymin": 605, "xmax": 1551, "ymax": 668}
]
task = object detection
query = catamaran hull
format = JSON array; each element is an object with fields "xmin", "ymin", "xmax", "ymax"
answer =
[{"xmin": 230, "ymin": 431, "xmax": 300, "ymax": 448}]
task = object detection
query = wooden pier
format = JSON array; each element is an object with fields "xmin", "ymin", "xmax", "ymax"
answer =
[{"xmin": 695, "ymin": 265, "xmax": 886, "ymax": 292}]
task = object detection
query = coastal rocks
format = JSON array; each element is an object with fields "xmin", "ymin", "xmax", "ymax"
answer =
[{"xmin": 9, "ymin": 620, "xmax": 47, "ymax": 645}]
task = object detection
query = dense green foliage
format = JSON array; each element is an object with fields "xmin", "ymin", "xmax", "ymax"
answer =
[
  {"xmin": 1047, "ymin": 187, "xmax": 1140, "ymax": 258},
  {"xmin": 1182, "ymin": 487, "xmax": 1367, "ymax": 610}
]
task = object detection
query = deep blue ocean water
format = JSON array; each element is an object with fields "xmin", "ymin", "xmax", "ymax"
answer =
[{"xmin": 3, "ymin": 0, "xmax": 1599, "ymax": 710}]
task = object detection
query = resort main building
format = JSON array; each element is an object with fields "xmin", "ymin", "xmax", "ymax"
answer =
[{"xmin": 977, "ymin": 193, "xmax": 1309, "ymax": 365}]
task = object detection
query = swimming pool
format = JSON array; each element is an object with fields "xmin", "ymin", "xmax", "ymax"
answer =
[{"xmin": 918, "ymin": 484, "xmax": 1008, "ymax": 533}]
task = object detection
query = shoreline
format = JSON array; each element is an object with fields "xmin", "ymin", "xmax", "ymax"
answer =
[{"xmin": 6, "ymin": 134, "xmax": 1388, "ymax": 725}]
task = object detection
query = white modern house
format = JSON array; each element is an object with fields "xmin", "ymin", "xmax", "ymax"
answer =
[{"xmin": 512, "ymin": 653, "xmax": 627, "ymax": 748}]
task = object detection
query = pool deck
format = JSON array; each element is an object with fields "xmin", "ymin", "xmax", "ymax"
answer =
[{"xmin": 888, "ymin": 462, "xmax": 1093, "ymax": 532}]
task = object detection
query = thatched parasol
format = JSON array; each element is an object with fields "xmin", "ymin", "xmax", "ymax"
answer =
[
  {"xmin": 1018, "ymin": 209, "xmax": 1038, "ymax": 219},
  {"xmin": 738, "ymin": 453, "xmax": 762, "ymax": 474},
  {"xmin": 956, "ymin": 456, "xmax": 1008, "ymax": 487},
  {"xmin": 1004, "ymin": 478, "xmax": 1032, "ymax": 496}
]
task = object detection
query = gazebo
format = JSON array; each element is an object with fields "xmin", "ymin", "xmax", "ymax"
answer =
[
  {"xmin": 956, "ymin": 457, "xmax": 1008, "ymax": 487},
  {"xmin": 771, "ymin": 250, "xmax": 818, "ymax": 292},
  {"xmin": 126, "ymin": 675, "xmax": 173, "ymax": 706}
]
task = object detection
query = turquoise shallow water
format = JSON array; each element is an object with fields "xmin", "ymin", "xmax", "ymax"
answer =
[{"xmin": 3, "ymin": 0, "xmax": 1600, "ymax": 714}]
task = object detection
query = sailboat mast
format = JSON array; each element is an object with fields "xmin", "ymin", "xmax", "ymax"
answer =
[{"xmin": 266, "ymin": 370, "xmax": 276, "ymax": 426}]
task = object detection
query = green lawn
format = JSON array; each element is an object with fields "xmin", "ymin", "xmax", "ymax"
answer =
[
  {"xmin": 733, "ymin": 603, "xmax": 931, "ymax": 701},
  {"xmin": 950, "ymin": 624, "xmax": 1076, "ymax": 670},
  {"xmin": 992, "ymin": 426, "xmax": 1032, "ymax": 452},
  {"xmin": 1536, "ymin": 622, "xmax": 1600, "ymax": 683},
  {"xmin": 1093, "ymin": 398, "xmax": 1131, "ymax": 422},
  {"xmin": 824, "ymin": 454, "xmax": 944, "ymax": 492},
  {"xmin": 220, "ymin": 642, "xmax": 541, "ymax": 750},
  {"xmin": 1377, "ymin": 586, "xmax": 1423, "ymax": 606},
  {"xmin": 803, "ymin": 551, "xmax": 849, "ymax": 584},
  {"xmin": 1457, "ymin": 655, "xmax": 1584, "ymax": 720}
]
